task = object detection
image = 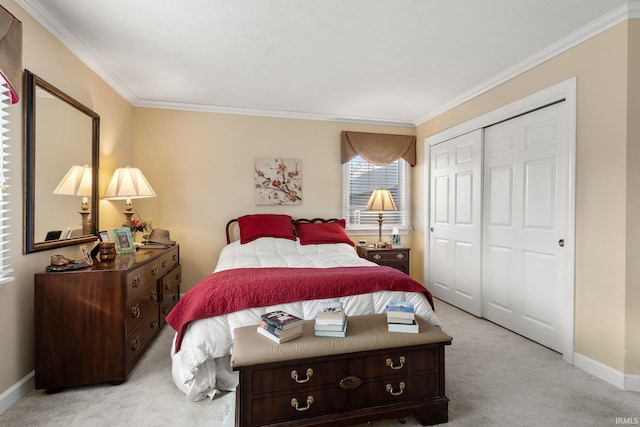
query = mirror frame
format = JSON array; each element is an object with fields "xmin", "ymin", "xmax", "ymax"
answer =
[{"xmin": 23, "ymin": 69, "xmax": 100, "ymax": 254}]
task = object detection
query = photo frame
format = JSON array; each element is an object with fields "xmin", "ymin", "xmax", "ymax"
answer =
[
  {"xmin": 80, "ymin": 245, "xmax": 93, "ymax": 266},
  {"xmin": 111, "ymin": 227, "xmax": 136, "ymax": 254},
  {"xmin": 99, "ymin": 230, "xmax": 110, "ymax": 242}
]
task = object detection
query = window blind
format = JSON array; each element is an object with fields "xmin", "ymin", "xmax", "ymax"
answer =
[
  {"xmin": 342, "ymin": 155, "xmax": 410, "ymax": 230},
  {"xmin": 0, "ymin": 81, "xmax": 13, "ymax": 286}
]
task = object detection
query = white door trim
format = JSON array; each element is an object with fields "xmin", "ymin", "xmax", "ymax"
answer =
[{"xmin": 424, "ymin": 77, "xmax": 576, "ymax": 364}]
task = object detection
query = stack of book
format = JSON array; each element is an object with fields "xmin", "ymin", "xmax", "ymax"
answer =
[
  {"xmin": 314, "ymin": 301, "xmax": 347, "ymax": 338},
  {"xmin": 386, "ymin": 300, "xmax": 419, "ymax": 333},
  {"xmin": 257, "ymin": 310, "xmax": 304, "ymax": 343}
]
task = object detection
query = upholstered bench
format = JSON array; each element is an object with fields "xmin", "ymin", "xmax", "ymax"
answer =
[{"xmin": 231, "ymin": 313, "xmax": 452, "ymax": 427}]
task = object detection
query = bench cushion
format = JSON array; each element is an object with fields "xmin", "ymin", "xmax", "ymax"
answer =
[{"xmin": 231, "ymin": 314, "xmax": 452, "ymax": 368}]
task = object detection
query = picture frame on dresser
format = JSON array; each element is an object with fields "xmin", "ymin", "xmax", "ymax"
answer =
[{"xmin": 111, "ymin": 227, "xmax": 136, "ymax": 254}]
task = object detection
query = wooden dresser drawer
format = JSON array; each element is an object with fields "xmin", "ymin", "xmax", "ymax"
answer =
[
  {"xmin": 126, "ymin": 283, "xmax": 158, "ymax": 334},
  {"xmin": 250, "ymin": 387, "xmax": 349, "ymax": 425},
  {"xmin": 159, "ymin": 265, "xmax": 181, "ymax": 326},
  {"xmin": 353, "ymin": 348, "xmax": 436, "ymax": 378},
  {"xmin": 251, "ymin": 359, "xmax": 349, "ymax": 395},
  {"xmin": 354, "ymin": 372, "xmax": 437, "ymax": 407},
  {"xmin": 126, "ymin": 313, "xmax": 159, "ymax": 369}
]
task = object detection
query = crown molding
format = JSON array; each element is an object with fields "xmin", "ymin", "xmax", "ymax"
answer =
[{"xmin": 414, "ymin": 0, "xmax": 640, "ymax": 126}]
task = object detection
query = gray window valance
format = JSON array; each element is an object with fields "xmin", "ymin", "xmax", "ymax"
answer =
[
  {"xmin": 341, "ymin": 131, "xmax": 416, "ymax": 166},
  {"xmin": 0, "ymin": 6, "xmax": 22, "ymax": 104}
]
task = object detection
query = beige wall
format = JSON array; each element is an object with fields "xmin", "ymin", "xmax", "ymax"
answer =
[
  {"xmin": 625, "ymin": 19, "xmax": 640, "ymax": 375},
  {"xmin": 0, "ymin": 0, "xmax": 134, "ymax": 395},
  {"xmin": 416, "ymin": 22, "xmax": 636, "ymax": 374},
  {"xmin": 132, "ymin": 108, "xmax": 415, "ymax": 291}
]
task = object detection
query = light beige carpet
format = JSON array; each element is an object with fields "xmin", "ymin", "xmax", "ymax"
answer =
[{"xmin": 1, "ymin": 299, "xmax": 638, "ymax": 426}]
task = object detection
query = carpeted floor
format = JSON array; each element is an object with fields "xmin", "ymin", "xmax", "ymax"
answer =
[{"xmin": 1, "ymin": 299, "xmax": 638, "ymax": 426}]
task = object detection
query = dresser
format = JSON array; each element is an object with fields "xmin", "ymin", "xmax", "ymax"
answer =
[
  {"xmin": 231, "ymin": 314, "xmax": 451, "ymax": 427},
  {"xmin": 34, "ymin": 245, "xmax": 180, "ymax": 392},
  {"xmin": 356, "ymin": 246, "xmax": 410, "ymax": 275}
]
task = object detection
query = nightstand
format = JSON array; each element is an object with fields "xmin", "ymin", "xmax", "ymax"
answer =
[{"xmin": 356, "ymin": 246, "xmax": 410, "ymax": 275}]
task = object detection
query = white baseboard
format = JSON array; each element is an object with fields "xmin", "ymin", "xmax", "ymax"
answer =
[
  {"xmin": 0, "ymin": 371, "xmax": 34, "ymax": 415},
  {"xmin": 574, "ymin": 353, "xmax": 640, "ymax": 391}
]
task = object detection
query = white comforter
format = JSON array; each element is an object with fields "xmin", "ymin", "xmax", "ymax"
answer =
[{"xmin": 170, "ymin": 237, "xmax": 440, "ymax": 401}]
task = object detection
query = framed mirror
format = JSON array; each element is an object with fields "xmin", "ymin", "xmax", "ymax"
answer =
[{"xmin": 23, "ymin": 69, "xmax": 100, "ymax": 253}]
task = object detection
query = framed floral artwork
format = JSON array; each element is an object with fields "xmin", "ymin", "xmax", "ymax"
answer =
[{"xmin": 255, "ymin": 158, "xmax": 302, "ymax": 205}]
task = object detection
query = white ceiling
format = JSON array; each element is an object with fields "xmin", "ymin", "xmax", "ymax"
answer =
[{"xmin": 17, "ymin": 0, "xmax": 635, "ymax": 126}]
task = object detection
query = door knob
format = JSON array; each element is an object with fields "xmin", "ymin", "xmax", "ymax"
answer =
[
  {"xmin": 558, "ymin": 239, "xmax": 564, "ymax": 247},
  {"xmin": 430, "ymin": 227, "xmax": 434, "ymax": 232}
]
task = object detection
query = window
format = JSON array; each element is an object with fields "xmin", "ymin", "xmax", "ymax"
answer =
[
  {"xmin": 0, "ymin": 81, "xmax": 13, "ymax": 286},
  {"xmin": 342, "ymin": 155, "xmax": 410, "ymax": 233}
]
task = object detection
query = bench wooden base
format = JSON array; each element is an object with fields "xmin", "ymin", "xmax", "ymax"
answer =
[{"xmin": 231, "ymin": 314, "xmax": 452, "ymax": 427}]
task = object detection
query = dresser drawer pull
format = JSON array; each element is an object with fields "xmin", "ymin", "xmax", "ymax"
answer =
[
  {"xmin": 339, "ymin": 375, "xmax": 362, "ymax": 390},
  {"xmin": 162, "ymin": 306, "xmax": 169, "ymax": 315},
  {"xmin": 386, "ymin": 381, "xmax": 405, "ymax": 396},
  {"xmin": 172, "ymin": 295, "xmax": 179, "ymax": 302},
  {"xmin": 172, "ymin": 254, "xmax": 178, "ymax": 262},
  {"xmin": 151, "ymin": 290, "xmax": 158, "ymax": 301},
  {"xmin": 291, "ymin": 396, "xmax": 313, "ymax": 412},
  {"xmin": 150, "ymin": 319, "xmax": 158, "ymax": 328},
  {"xmin": 131, "ymin": 336, "xmax": 140, "ymax": 352},
  {"xmin": 151, "ymin": 266, "xmax": 158, "ymax": 276},
  {"xmin": 132, "ymin": 275, "xmax": 141, "ymax": 288},
  {"xmin": 373, "ymin": 254, "xmax": 382, "ymax": 260},
  {"xmin": 290, "ymin": 368, "xmax": 313, "ymax": 383},
  {"xmin": 386, "ymin": 356, "xmax": 405, "ymax": 370},
  {"xmin": 162, "ymin": 260, "xmax": 168, "ymax": 268},
  {"xmin": 164, "ymin": 281, "xmax": 172, "ymax": 291},
  {"xmin": 131, "ymin": 303, "xmax": 141, "ymax": 318},
  {"xmin": 396, "ymin": 253, "xmax": 405, "ymax": 259}
]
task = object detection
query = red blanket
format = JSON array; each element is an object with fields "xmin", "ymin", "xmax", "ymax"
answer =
[{"xmin": 167, "ymin": 266, "xmax": 434, "ymax": 352}]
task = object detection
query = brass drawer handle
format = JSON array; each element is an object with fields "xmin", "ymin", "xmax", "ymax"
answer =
[
  {"xmin": 291, "ymin": 368, "xmax": 313, "ymax": 383},
  {"xmin": 150, "ymin": 319, "xmax": 158, "ymax": 328},
  {"xmin": 162, "ymin": 260, "xmax": 168, "ymax": 268},
  {"xmin": 291, "ymin": 396, "xmax": 313, "ymax": 411},
  {"xmin": 151, "ymin": 290, "xmax": 158, "ymax": 301},
  {"xmin": 373, "ymin": 254, "xmax": 381, "ymax": 260},
  {"xmin": 386, "ymin": 381, "xmax": 405, "ymax": 396},
  {"xmin": 131, "ymin": 303, "xmax": 141, "ymax": 318},
  {"xmin": 396, "ymin": 253, "xmax": 405, "ymax": 259},
  {"xmin": 162, "ymin": 306, "xmax": 169, "ymax": 315},
  {"xmin": 151, "ymin": 266, "xmax": 158, "ymax": 276},
  {"xmin": 172, "ymin": 254, "xmax": 178, "ymax": 262},
  {"xmin": 172, "ymin": 295, "xmax": 179, "ymax": 302},
  {"xmin": 165, "ymin": 281, "xmax": 172, "ymax": 291},
  {"xmin": 131, "ymin": 336, "xmax": 140, "ymax": 352},
  {"xmin": 386, "ymin": 356, "xmax": 405, "ymax": 370},
  {"xmin": 132, "ymin": 275, "xmax": 141, "ymax": 288}
]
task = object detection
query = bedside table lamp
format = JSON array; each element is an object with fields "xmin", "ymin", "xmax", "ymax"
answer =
[
  {"xmin": 104, "ymin": 166, "xmax": 156, "ymax": 228},
  {"xmin": 366, "ymin": 188, "xmax": 397, "ymax": 248},
  {"xmin": 53, "ymin": 165, "xmax": 93, "ymax": 235}
]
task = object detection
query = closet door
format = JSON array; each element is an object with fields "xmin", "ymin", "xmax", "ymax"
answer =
[
  {"xmin": 483, "ymin": 102, "xmax": 568, "ymax": 352},
  {"xmin": 429, "ymin": 130, "xmax": 483, "ymax": 316}
]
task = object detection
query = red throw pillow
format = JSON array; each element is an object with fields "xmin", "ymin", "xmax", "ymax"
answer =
[
  {"xmin": 295, "ymin": 220, "xmax": 354, "ymax": 246},
  {"xmin": 238, "ymin": 214, "xmax": 296, "ymax": 244}
]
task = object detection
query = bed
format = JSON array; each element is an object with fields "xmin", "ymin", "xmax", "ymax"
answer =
[{"xmin": 167, "ymin": 214, "xmax": 441, "ymax": 401}]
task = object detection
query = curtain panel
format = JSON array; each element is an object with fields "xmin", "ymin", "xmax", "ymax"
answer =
[
  {"xmin": 340, "ymin": 131, "xmax": 416, "ymax": 166},
  {"xmin": 0, "ymin": 6, "xmax": 21, "ymax": 104}
]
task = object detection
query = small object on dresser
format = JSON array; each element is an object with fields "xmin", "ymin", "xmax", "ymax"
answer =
[
  {"xmin": 314, "ymin": 301, "xmax": 347, "ymax": 337},
  {"xmin": 260, "ymin": 310, "xmax": 303, "ymax": 331},
  {"xmin": 386, "ymin": 300, "xmax": 419, "ymax": 333}
]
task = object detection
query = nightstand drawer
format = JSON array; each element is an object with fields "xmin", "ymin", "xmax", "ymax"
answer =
[
  {"xmin": 356, "ymin": 247, "xmax": 410, "ymax": 274},
  {"xmin": 367, "ymin": 250, "xmax": 408, "ymax": 262}
]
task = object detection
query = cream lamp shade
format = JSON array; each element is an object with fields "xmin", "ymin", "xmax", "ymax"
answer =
[
  {"xmin": 366, "ymin": 188, "xmax": 397, "ymax": 248},
  {"xmin": 53, "ymin": 165, "xmax": 92, "ymax": 210},
  {"xmin": 104, "ymin": 166, "xmax": 156, "ymax": 227},
  {"xmin": 53, "ymin": 164, "xmax": 93, "ymax": 235}
]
